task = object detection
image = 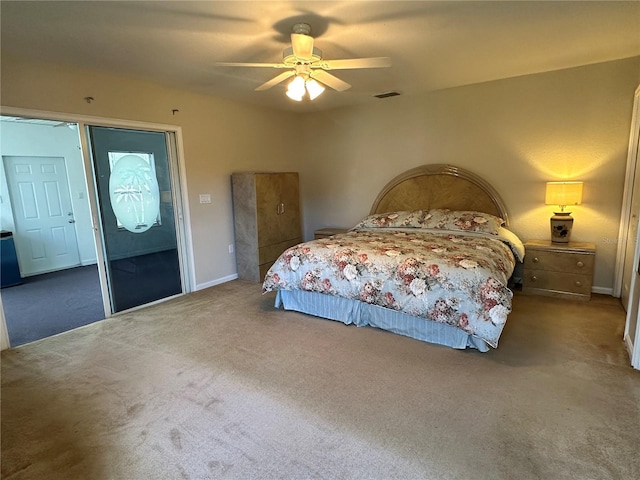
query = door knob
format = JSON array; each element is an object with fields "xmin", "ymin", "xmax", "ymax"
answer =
[{"xmin": 68, "ymin": 219, "xmax": 76, "ymax": 223}]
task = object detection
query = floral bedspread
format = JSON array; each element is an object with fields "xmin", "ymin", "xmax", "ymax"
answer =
[{"xmin": 263, "ymin": 229, "xmax": 516, "ymax": 348}]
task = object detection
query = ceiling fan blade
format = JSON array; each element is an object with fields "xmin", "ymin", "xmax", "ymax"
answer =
[
  {"xmin": 291, "ymin": 33, "xmax": 314, "ymax": 60},
  {"xmin": 311, "ymin": 70, "xmax": 351, "ymax": 92},
  {"xmin": 216, "ymin": 62, "xmax": 286, "ymax": 68},
  {"xmin": 255, "ymin": 71, "xmax": 296, "ymax": 91},
  {"xmin": 319, "ymin": 57, "xmax": 392, "ymax": 70}
]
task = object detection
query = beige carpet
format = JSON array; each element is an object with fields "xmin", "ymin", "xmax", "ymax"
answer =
[{"xmin": 2, "ymin": 280, "xmax": 639, "ymax": 480}]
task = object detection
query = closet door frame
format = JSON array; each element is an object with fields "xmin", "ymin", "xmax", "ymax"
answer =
[
  {"xmin": 614, "ymin": 85, "xmax": 640, "ymax": 369},
  {"xmin": 615, "ymin": 84, "xmax": 640, "ymax": 303}
]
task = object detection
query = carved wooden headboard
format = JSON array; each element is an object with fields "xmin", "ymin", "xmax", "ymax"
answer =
[{"xmin": 370, "ymin": 164, "xmax": 510, "ymax": 226}]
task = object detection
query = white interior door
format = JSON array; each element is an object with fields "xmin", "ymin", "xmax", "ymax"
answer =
[
  {"xmin": 617, "ymin": 85, "xmax": 640, "ymax": 307},
  {"xmin": 4, "ymin": 156, "xmax": 81, "ymax": 276},
  {"xmin": 624, "ymin": 211, "xmax": 640, "ymax": 369},
  {"xmin": 621, "ymin": 135, "xmax": 640, "ymax": 310},
  {"xmin": 620, "ymin": 85, "xmax": 640, "ymax": 369}
]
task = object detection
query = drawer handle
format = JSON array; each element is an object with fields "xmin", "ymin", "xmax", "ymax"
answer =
[
  {"xmin": 530, "ymin": 275, "xmax": 537, "ymax": 282},
  {"xmin": 576, "ymin": 261, "xmax": 584, "ymax": 268},
  {"xmin": 532, "ymin": 257, "xmax": 539, "ymax": 263},
  {"xmin": 575, "ymin": 280, "xmax": 582, "ymax": 287}
]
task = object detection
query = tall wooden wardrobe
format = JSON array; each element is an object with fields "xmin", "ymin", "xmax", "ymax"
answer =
[{"xmin": 231, "ymin": 172, "xmax": 302, "ymax": 282}]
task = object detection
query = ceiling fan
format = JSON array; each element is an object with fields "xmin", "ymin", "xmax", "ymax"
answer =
[{"xmin": 216, "ymin": 23, "xmax": 391, "ymax": 101}]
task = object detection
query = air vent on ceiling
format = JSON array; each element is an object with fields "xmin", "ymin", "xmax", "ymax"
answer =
[{"xmin": 373, "ymin": 91, "xmax": 401, "ymax": 99}]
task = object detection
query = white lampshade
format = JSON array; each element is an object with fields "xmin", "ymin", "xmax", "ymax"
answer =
[
  {"xmin": 306, "ymin": 78, "xmax": 325, "ymax": 100},
  {"xmin": 545, "ymin": 181, "xmax": 583, "ymax": 211},
  {"xmin": 286, "ymin": 75, "xmax": 305, "ymax": 101}
]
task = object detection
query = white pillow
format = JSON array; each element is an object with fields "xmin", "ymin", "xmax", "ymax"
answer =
[{"xmin": 497, "ymin": 227, "xmax": 525, "ymax": 262}]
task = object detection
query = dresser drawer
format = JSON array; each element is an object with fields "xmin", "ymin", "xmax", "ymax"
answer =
[
  {"xmin": 524, "ymin": 249, "xmax": 594, "ymax": 275},
  {"xmin": 522, "ymin": 269, "xmax": 592, "ymax": 297}
]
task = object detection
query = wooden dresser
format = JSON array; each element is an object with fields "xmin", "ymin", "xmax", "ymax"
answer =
[
  {"xmin": 232, "ymin": 172, "xmax": 302, "ymax": 282},
  {"xmin": 522, "ymin": 239, "xmax": 595, "ymax": 301}
]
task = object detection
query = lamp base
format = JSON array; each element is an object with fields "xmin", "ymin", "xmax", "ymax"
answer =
[{"xmin": 550, "ymin": 211, "xmax": 573, "ymax": 243}]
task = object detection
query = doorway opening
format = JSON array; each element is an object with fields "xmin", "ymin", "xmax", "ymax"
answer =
[
  {"xmin": 0, "ymin": 115, "xmax": 191, "ymax": 347},
  {"xmin": 1, "ymin": 117, "xmax": 101, "ymax": 345}
]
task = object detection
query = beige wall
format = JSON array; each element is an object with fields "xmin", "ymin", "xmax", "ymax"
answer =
[
  {"xmin": 300, "ymin": 56, "xmax": 640, "ymax": 291},
  {"xmin": 1, "ymin": 54, "xmax": 302, "ymax": 288},
  {"xmin": 2, "ymin": 54, "xmax": 639, "ymax": 292}
]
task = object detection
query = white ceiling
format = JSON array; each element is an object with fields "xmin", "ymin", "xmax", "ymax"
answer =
[{"xmin": 2, "ymin": 1, "xmax": 639, "ymax": 113}]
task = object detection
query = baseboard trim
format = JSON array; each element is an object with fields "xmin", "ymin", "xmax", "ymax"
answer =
[
  {"xmin": 592, "ymin": 286, "xmax": 614, "ymax": 296},
  {"xmin": 196, "ymin": 274, "xmax": 238, "ymax": 291}
]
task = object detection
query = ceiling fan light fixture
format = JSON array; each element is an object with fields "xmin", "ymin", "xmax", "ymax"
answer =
[
  {"xmin": 306, "ymin": 79, "xmax": 325, "ymax": 100},
  {"xmin": 285, "ymin": 75, "xmax": 325, "ymax": 102},
  {"xmin": 286, "ymin": 75, "xmax": 305, "ymax": 101}
]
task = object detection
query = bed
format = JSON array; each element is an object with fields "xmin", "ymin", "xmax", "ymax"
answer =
[{"xmin": 262, "ymin": 164, "xmax": 524, "ymax": 351}]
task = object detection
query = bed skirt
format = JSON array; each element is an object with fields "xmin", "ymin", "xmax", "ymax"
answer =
[{"xmin": 274, "ymin": 290, "xmax": 490, "ymax": 352}]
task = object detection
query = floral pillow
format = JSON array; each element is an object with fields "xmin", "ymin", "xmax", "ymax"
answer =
[
  {"xmin": 354, "ymin": 209, "xmax": 505, "ymax": 235},
  {"xmin": 426, "ymin": 209, "xmax": 505, "ymax": 235},
  {"xmin": 353, "ymin": 210, "xmax": 431, "ymax": 229}
]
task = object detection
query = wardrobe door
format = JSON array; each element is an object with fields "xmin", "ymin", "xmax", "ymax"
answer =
[
  {"xmin": 255, "ymin": 173, "xmax": 302, "ymax": 280},
  {"xmin": 278, "ymin": 173, "xmax": 302, "ymax": 243},
  {"xmin": 255, "ymin": 173, "xmax": 282, "ymax": 248}
]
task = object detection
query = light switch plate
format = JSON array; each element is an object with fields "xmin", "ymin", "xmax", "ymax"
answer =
[{"xmin": 199, "ymin": 194, "xmax": 211, "ymax": 204}]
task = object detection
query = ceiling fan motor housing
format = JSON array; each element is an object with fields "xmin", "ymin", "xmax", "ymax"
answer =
[
  {"xmin": 292, "ymin": 23, "xmax": 312, "ymax": 35},
  {"xmin": 282, "ymin": 46, "xmax": 323, "ymax": 66}
]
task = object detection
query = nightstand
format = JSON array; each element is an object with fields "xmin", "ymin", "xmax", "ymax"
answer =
[
  {"xmin": 522, "ymin": 239, "xmax": 595, "ymax": 301},
  {"xmin": 314, "ymin": 227, "xmax": 349, "ymax": 239}
]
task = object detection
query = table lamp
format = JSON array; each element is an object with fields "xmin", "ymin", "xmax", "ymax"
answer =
[{"xmin": 545, "ymin": 181, "xmax": 583, "ymax": 243}]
